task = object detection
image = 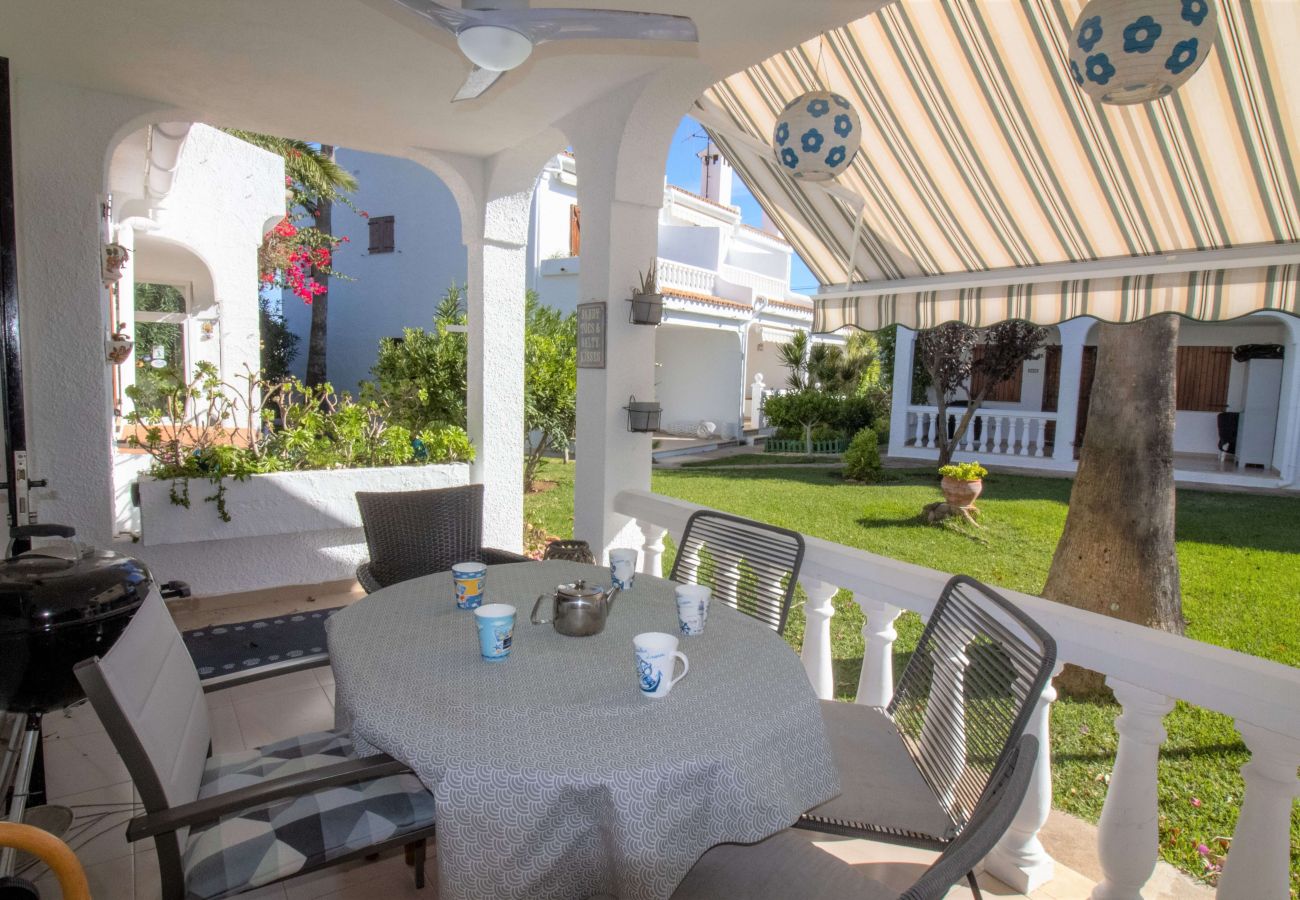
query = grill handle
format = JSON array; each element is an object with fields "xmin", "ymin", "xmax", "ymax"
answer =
[{"xmin": 159, "ymin": 581, "xmax": 191, "ymax": 600}]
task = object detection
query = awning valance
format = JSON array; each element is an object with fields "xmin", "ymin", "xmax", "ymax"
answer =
[{"xmin": 699, "ymin": 0, "xmax": 1300, "ymax": 330}]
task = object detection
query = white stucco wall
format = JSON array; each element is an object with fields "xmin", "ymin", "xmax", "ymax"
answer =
[
  {"xmin": 283, "ymin": 149, "xmax": 469, "ymax": 395},
  {"xmin": 655, "ymin": 324, "xmax": 744, "ymax": 435}
]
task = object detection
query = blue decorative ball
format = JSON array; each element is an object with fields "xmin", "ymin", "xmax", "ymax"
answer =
[
  {"xmin": 771, "ymin": 90, "xmax": 861, "ymax": 182},
  {"xmin": 1068, "ymin": 0, "xmax": 1218, "ymax": 105}
]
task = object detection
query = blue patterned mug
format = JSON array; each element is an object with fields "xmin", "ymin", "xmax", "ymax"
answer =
[
  {"xmin": 633, "ymin": 631, "xmax": 689, "ymax": 698},
  {"xmin": 452, "ymin": 561, "xmax": 487, "ymax": 609},
  {"xmin": 474, "ymin": 603, "xmax": 516, "ymax": 661},
  {"xmin": 609, "ymin": 548, "xmax": 638, "ymax": 590},
  {"xmin": 674, "ymin": 584, "xmax": 711, "ymax": 636}
]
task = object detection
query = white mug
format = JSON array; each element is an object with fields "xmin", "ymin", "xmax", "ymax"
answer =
[
  {"xmin": 633, "ymin": 632, "xmax": 689, "ymax": 698},
  {"xmin": 609, "ymin": 548, "xmax": 638, "ymax": 590},
  {"xmin": 674, "ymin": 584, "xmax": 711, "ymax": 636}
]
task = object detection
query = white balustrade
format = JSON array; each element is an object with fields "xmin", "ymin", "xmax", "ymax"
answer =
[
  {"xmin": 614, "ymin": 488, "xmax": 1300, "ymax": 900},
  {"xmin": 656, "ymin": 257, "xmax": 716, "ymax": 295},
  {"xmin": 799, "ymin": 577, "xmax": 837, "ymax": 700},
  {"xmin": 638, "ymin": 522, "xmax": 667, "ymax": 578},
  {"xmin": 719, "ymin": 263, "xmax": 789, "ymax": 299},
  {"xmin": 905, "ymin": 405, "xmax": 1058, "ymax": 459}
]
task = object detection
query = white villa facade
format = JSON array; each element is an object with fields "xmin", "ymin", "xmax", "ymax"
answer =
[
  {"xmin": 284, "ymin": 145, "xmax": 823, "ymax": 438},
  {"xmin": 885, "ymin": 314, "xmax": 1300, "ymax": 489}
]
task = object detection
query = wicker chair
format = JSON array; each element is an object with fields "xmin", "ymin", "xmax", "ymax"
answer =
[
  {"xmin": 668, "ymin": 510, "xmax": 805, "ymax": 636},
  {"xmin": 795, "ymin": 575, "xmax": 1057, "ymax": 899},
  {"xmin": 672, "ymin": 735, "xmax": 1039, "ymax": 900},
  {"xmin": 355, "ymin": 483, "xmax": 531, "ymax": 593},
  {"xmin": 543, "ymin": 539, "xmax": 595, "ymax": 564}
]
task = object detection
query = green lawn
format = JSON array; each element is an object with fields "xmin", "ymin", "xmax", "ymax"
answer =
[
  {"xmin": 524, "ymin": 460, "xmax": 1300, "ymax": 891},
  {"xmin": 678, "ymin": 453, "xmax": 839, "ymax": 467}
]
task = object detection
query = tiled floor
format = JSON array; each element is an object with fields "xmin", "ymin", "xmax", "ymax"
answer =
[{"xmin": 12, "ymin": 584, "xmax": 1212, "ymax": 900}]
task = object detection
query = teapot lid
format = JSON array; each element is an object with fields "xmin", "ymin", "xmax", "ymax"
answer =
[{"xmin": 557, "ymin": 579, "xmax": 606, "ymax": 599}]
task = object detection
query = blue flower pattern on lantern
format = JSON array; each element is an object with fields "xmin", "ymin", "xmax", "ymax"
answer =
[
  {"xmin": 801, "ymin": 129, "xmax": 824, "ymax": 153},
  {"xmin": 1070, "ymin": 59, "xmax": 1085, "ymax": 86},
  {"xmin": 825, "ymin": 146, "xmax": 846, "ymax": 168},
  {"xmin": 780, "ymin": 147, "xmax": 799, "ymax": 169},
  {"xmin": 774, "ymin": 122, "xmax": 789, "ymax": 146},
  {"xmin": 773, "ymin": 91, "xmax": 859, "ymax": 180},
  {"xmin": 1086, "ymin": 52, "xmax": 1116, "ymax": 85},
  {"xmin": 833, "ymin": 114, "xmax": 852, "ymax": 137},
  {"xmin": 1123, "ymin": 15, "xmax": 1162, "ymax": 53},
  {"xmin": 1077, "ymin": 15, "xmax": 1103, "ymax": 52},
  {"xmin": 1165, "ymin": 38, "xmax": 1198, "ymax": 74},
  {"xmin": 1181, "ymin": 0, "xmax": 1208, "ymax": 26},
  {"xmin": 833, "ymin": 94, "xmax": 852, "ymax": 109},
  {"xmin": 806, "ymin": 98, "xmax": 830, "ymax": 118}
]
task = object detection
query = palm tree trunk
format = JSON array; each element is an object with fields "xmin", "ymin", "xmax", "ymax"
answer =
[
  {"xmin": 305, "ymin": 144, "xmax": 333, "ymax": 387},
  {"xmin": 1043, "ymin": 316, "xmax": 1185, "ymax": 696}
]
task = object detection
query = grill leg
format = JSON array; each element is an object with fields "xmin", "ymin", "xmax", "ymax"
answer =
[{"xmin": 413, "ymin": 840, "xmax": 427, "ymax": 890}]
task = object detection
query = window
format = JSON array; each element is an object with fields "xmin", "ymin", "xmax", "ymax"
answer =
[
  {"xmin": 368, "ymin": 215, "xmax": 395, "ymax": 254},
  {"xmin": 569, "ymin": 205, "xmax": 581, "ymax": 257},
  {"xmin": 132, "ymin": 283, "xmax": 188, "ymax": 414},
  {"xmin": 1176, "ymin": 346, "xmax": 1232, "ymax": 411}
]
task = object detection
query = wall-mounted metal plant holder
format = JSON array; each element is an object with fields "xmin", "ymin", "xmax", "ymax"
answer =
[
  {"xmin": 627, "ymin": 292, "xmax": 663, "ymax": 325},
  {"xmin": 625, "ymin": 396, "xmax": 662, "ymax": 433}
]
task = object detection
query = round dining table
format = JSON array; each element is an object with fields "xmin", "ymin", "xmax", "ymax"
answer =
[{"xmin": 326, "ymin": 559, "xmax": 839, "ymax": 900}]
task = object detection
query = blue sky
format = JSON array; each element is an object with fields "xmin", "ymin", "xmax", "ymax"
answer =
[{"xmin": 661, "ymin": 115, "xmax": 821, "ymax": 295}]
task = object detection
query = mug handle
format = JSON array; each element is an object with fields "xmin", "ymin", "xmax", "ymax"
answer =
[{"xmin": 669, "ymin": 651, "xmax": 689, "ymax": 689}]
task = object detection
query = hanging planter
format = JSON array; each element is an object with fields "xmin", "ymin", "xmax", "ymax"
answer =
[
  {"xmin": 625, "ymin": 396, "xmax": 662, "ymax": 433},
  {"xmin": 102, "ymin": 242, "xmax": 130, "ymax": 285},
  {"xmin": 1068, "ymin": 0, "xmax": 1218, "ymax": 105},
  {"xmin": 771, "ymin": 90, "xmax": 862, "ymax": 182},
  {"xmin": 105, "ymin": 324, "xmax": 134, "ymax": 364},
  {"xmin": 627, "ymin": 260, "xmax": 663, "ymax": 325}
]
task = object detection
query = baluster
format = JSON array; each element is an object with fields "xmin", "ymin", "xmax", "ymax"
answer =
[
  {"xmin": 989, "ymin": 416, "xmax": 1002, "ymax": 455},
  {"xmin": 1215, "ymin": 722, "xmax": 1300, "ymax": 900},
  {"xmin": 1034, "ymin": 419, "xmax": 1047, "ymax": 458},
  {"xmin": 987, "ymin": 662, "xmax": 1062, "ymax": 893},
  {"xmin": 913, "ymin": 411, "xmax": 925, "ymax": 449},
  {"xmin": 1090, "ymin": 680, "xmax": 1175, "ymax": 900},
  {"xmin": 854, "ymin": 597, "xmax": 900, "ymax": 707},
  {"xmin": 1015, "ymin": 417, "xmax": 1027, "ymax": 456},
  {"xmin": 799, "ymin": 578, "xmax": 838, "ymax": 700},
  {"xmin": 638, "ymin": 523, "xmax": 667, "ymax": 578},
  {"xmin": 922, "ymin": 412, "xmax": 934, "ymax": 449}
]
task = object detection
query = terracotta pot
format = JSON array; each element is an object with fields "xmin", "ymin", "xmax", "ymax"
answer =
[{"xmin": 941, "ymin": 476, "xmax": 983, "ymax": 508}]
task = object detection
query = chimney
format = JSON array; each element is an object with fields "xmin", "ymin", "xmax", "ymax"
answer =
[{"xmin": 698, "ymin": 141, "xmax": 733, "ymax": 206}]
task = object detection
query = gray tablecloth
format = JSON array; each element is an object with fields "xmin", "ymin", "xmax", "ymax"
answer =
[{"xmin": 327, "ymin": 560, "xmax": 839, "ymax": 900}]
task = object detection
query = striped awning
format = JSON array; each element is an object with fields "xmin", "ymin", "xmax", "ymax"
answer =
[{"xmin": 698, "ymin": 0, "xmax": 1300, "ymax": 331}]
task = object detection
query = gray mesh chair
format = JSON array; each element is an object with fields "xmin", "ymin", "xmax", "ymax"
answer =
[
  {"xmin": 797, "ymin": 575, "xmax": 1056, "ymax": 899},
  {"xmin": 74, "ymin": 592, "xmax": 436, "ymax": 900},
  {"xmin": 355, "ymin": 483, "xmax": 531, "ymax": 592},
  {"xmin": 672, "ymin": 735, "xmax": 1038, "ymax": 900},
  {"xmin": 669, "ymin": 510, "xmax": 805, "ymax": 636}
]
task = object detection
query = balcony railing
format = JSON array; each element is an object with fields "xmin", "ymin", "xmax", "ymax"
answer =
[
  {"xmin": 719, "ymin": 263, "xmax": 788, "ymax": 300},
  {"xmin": 906, "ymin": 405, "xmax": 1058, "ymax": 460},
  {"xmin": 614, "ymin": 488, "xmax": 1300, "ymax": 900},
  {"xmin": 656, "ymin": 258, "xmax": 717, "ymax": 296}
]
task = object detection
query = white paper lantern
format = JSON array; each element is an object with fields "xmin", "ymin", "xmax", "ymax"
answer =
[
  {"xmin": 771, "ymin": 90, "xmax": 861, "ymax": 182},
  {"xmin": 1068, "ymin": 0, "xmax": 1217, "ymax": 105}
]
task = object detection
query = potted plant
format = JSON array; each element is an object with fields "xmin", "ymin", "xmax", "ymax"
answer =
[
  {"xmin": 106, "ymin": 323, "xmax": 134, "ymax": 364},
  {"xmin": 938, "ymin": 461, "xmax": 987, "ymax": 508},
  {"xmin": 628, "ymin": 261, "xmax": 663, "ymax": 325},
  {"xmin": 102, "ymin": 242, "xmax": 130, "ymax": 284}
]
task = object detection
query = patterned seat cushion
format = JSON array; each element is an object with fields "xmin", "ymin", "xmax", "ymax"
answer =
[{"xmin": 182, "ymin": 730, "xmax": 435, "ymax": 900}]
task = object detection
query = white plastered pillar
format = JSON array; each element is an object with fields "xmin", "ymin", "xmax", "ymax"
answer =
[
  {"xmin": 887, "ymin": 326, "xmax": 916, "ymax": 458},
  {"xmin": 1051, "ymin": 317, "xmax": 1092, "ymax": 462}
]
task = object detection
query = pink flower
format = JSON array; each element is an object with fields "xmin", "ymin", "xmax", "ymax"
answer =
[
  {"xmin": 1196, "ymin": 844, "xmax": 1210, "ymax": 856},
  {"xmin": 1190, "ymin": 797, "xmax": 1202, "ymax": 808}
]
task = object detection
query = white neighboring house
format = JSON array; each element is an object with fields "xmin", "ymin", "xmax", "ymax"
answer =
[
  {"xmin": 285, "ymin": 146, "xmax": 827, "ymax": 439},
  {"xmin": 886, "ymin": 315, "xmax": 1300, "ymax": 489},
  {"xmin": 108, "ymin": 123, "xmax": 286, "ymax": 532}
]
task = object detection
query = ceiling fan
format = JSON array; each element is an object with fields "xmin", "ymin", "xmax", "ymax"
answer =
[{"xmin": 390, "ymin": 0, "xmax": 699, "ymax": 101}]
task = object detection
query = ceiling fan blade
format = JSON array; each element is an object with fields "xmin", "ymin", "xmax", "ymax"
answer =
[
  {"xmin": 389, "ymin": 0, "xmax": 482, "ymax": 35},
  {"xmin": 484, "ymin": 8, "xmax": 698, "ymax": 45},
  {"xmin": 452, "ymin": 65, "xmax": 507, "ymax": 102}
]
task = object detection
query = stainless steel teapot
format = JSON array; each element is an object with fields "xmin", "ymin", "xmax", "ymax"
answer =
[{"xmin": 530, "ymin": 579, "xmax": 620, "ymax": 637}]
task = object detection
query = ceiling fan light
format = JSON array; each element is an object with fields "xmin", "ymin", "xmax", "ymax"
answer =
[{"xmin": 457, "ymin": 25, "xmax": 533, "ymax": 72}]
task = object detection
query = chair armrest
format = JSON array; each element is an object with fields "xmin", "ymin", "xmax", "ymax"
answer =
[
  {"xmin": 201, "ymin": 653, "xmax": 330, "ymax": 694},
  {"xmin": 356, "ymin": 562, "xmax": 382, "ymax": 593},
  {"xmin": 481, "ymin": 548, "xmax": 533, "ymax": 565},
  {"xmin": 126, "ymin": 753, "xmax": 411, "ymax": 842}
]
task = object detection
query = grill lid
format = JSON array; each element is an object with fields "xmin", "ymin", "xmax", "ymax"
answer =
[{"xmin": 0, "ymin": 540, "xmax": 153, "ymax": 634}]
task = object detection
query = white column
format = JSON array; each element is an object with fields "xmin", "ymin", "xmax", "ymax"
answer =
[
  {"xmin": 465, "ymin": 192, "xmax": 529, "ymax": 553},
  {"xmin": 1090, "ymin": 680, "xmax": 1175, "ymax": 900},
  {"xmin": 888, "ymin": 327, "xmax": 916, "ymax": 458},
  {"xmin": 1052, "ymin": 318, "xmax": 1091, "ymax": 462},
  {"xmin": 749, "ymin": 373, "xmax": 766, "ymax": 430},
  {"xmin": 638, "ymin": 523, "xmax": 667, "ymax": 578},
  {"xmin": 799, "ymin": 578, "xmax": 837, "ymax": 700},
  {"xmin": 1215, "ymin": 722, "xmax": 1300, "ymax": 900},
  {"xmin": 854, "ymin": 597, "xmax": 900, "ymax": 707},
  {"xmin": 986, "ymin": 663, "xmax": 1062, "ymax": 893}
]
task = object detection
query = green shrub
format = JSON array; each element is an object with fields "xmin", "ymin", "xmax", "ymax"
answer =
[
  {"xmin": 834, "ymin": 389, "xmax": 888, "ymax": 436},
  {"xmin": 938, "ymin": 461, "xmax": 988, "ymax": 481},
  {"xmin": 810, "ymin": 424, "xmax": 845, "ymax": 443},
  {"xmin": 844, "ymin": 428, "xmax": 882, "ymax": 482},
  {"xmin": 417, "ymin": 426, "xmax": 475, "ymax": 463}
]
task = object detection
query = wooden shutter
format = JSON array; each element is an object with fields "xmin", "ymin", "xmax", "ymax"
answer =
[
  {"xmin": 569, "ymin": 205, "xmax": 581, "ymax": 257},
  {"xmin": 368, "ymin": 216, "xmax": 395, "ymax": 254},
  {"xmin": 1041, "ymin": 346, "xmax": 1062, "ymax": 412},
  {"xmin": 1075, "ymin": 346, "xmax": 1098, "ymax": 453},
  {"xmin": 969, "ymin": 346, "xmax": 1024, "ymax": 402},
  {"xmin": 1175, "ymin": 346, "xmax": 1232, "ymax": 411}
]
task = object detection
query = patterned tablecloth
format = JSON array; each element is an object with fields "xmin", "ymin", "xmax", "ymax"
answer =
[{"xmin": 327, "ymin": 560, "xmax": 839, "ymax": 900}]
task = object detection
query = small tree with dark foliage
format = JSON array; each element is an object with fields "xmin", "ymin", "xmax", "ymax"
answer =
[{"xmin": 915, "ymin": 320, "xmax": 1046, "ymax": 466}]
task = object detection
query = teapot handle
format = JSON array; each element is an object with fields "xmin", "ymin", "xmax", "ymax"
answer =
[
  {"xmin": 530, "ymin": 593, "xmax": 551, "ymax": 625},
  {"xmin": 606, "ymin": 583, "xmax": 621, "ymax": 612}
]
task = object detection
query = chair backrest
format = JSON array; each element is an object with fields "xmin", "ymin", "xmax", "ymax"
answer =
[
  {"xmin": 898, "ymin": 735, "xmax": 1039, "ymax": 900},
  {"xmin": 888, "ymin": 575, "xmax": 1056, "ymax": 835},
  {"xmin": 356, "ymin": 483, "xmax": 485, "ymax": 588},
  {"xmin": 74, "ymin": 590, "xmax": 210, "ymax": 887},
  {"xmin": 668, "ymin": 510, "xmax": 805, "ymax": 635}
]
